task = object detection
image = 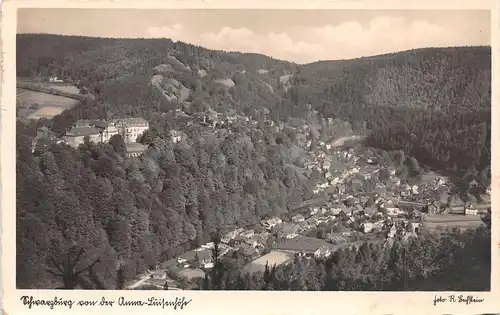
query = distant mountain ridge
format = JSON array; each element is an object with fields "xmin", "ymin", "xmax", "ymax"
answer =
[{"xmin": 17, "ymin": 34, "xmax": 491, "ymax": 176}]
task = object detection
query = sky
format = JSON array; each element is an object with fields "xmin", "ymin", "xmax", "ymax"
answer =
[{"xmin": 18, "ymin": 9, "xmax": 490, "ymax": 64}]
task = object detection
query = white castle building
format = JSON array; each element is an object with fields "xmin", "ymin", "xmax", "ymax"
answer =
[{"xmin": 64, "ymin": 118, "xmax": 149, "ymax": 150}]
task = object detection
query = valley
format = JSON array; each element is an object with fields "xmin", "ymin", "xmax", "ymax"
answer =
[{"xmin": 15, "ymin": 34, "xmax": 491, "ymax": 291}]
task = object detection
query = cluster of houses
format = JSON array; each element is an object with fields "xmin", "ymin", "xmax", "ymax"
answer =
[
  {"xmin": 136, "ymin": 112, "xmax": 491, "ymax": 287},
  {"xmin": 307, "ymin": 142, "xmax": 491, "ymax": 218},
  {"xmin": 153, "ymin": 143, "xmax": 491, "ymax": 286},
  {"xmin": 31, "ymin": 117, "xmax": 151, "ymax": 158},
  {"xmin": 64, "ymin": 118, "xmax": 149, "ymax": 147}
]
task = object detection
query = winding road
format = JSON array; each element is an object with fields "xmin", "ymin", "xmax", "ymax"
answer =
[{"xmin": 126, "ymin": 270, "xmax": 154, "ymax": 289}]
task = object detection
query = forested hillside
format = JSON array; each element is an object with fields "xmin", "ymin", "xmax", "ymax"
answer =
[
  {"xmin": 16, "ymin": 34, "xmax": 491, "ymax": 289},
  {"xmin": 294, "ymin": 48, "xmax": 491, "ymax": 181},
  {"xmin": 17, "ymin": 35, "xmax": 491, "ymax": 180}
]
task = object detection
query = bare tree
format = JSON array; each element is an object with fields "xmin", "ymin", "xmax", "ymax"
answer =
[{"xmin": 47, "ymin": 246, "xmax": 102, "ymax": 289}]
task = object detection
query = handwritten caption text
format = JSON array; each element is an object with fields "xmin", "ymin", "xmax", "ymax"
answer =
[
  {"xmin": 20, "ymin": 296, "xmax": 192, "ymax": 310},
  {"xmin": 433, "ymin": 294, "xmax": 484, "ymax": 306}
]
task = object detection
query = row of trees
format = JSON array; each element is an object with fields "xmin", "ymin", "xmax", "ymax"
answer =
[{"xmin": 199, "ymin": 227, "xmax": 491, "ymax": 291}]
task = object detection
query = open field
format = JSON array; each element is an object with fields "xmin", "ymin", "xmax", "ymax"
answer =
[
  {"xmin": 17, "ymin": 78, "xmax": 78, "ymax": 92},
  {"xmin": 17, "ymin": 79, "xmax": 84, "ymax": 100},
  {"xmin": 244, "ymin": 251, "xmax": 294, "ymax": 274},
  {"xmin": 17, "ymin": 90, "xmax": 80, "ymax": 120},
  {"xmin": 17, "ymin": 88, "xmax": 28, "ymax": 96},
  {"xmin": 179, "ymin": 268, "xmax": 205, "ymax": 280},
  {"xmin": 46, "ymin": 84, "xmax": 80, "ymax": 94},
  {"xmin": 27, "ymin": 106, "xmax": 68, "ymax": 119}
]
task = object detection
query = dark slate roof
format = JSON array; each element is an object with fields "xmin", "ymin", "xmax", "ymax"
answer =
[
  {"xmin": 273, "ymin": 236, "xmax": 339, "ymax": 253},
  {"xmin": 66, "ymin": 126, "xmax": 100, "ymax": 137},
  {"xmin": 126, "ymin": 143, "xmax": 147, "ymax": 153},
  {"xmin": 178, "ymin": 248, "xmax": 212, "ymax": 262}
]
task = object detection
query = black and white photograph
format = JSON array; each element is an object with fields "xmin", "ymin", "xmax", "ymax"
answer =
[{"xmin": 13, "ymin": 8, "xmax": 492, "ymax": 292}]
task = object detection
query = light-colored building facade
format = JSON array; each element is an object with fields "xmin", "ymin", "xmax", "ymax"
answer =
[
  {"xmin": 64, "ymin": 118, "xmax": 149, "ymax": 148},
  {"xmin": 112, "ymin": 118, "xmax": 149, "ymax": 143},
  {"xmin": 64, "ymin": 126, "xmax": 101, "ymax": 148}
]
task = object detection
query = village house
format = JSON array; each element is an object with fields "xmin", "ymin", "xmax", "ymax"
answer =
[
  {"xmin": 261, "ymin": 217, "xmax": 282, "ymax": 229},
  {"xmin": 64, "ymin": 118, "xmax": 149, "ymax": 148},
  {"xmin": 280, "ymin": 223, "xmax": 299, "ymax": 239},
  {"xmin": 354, "ymin": 204, "xmax": 364, "ymax": 213},
  {"xmin": 222, "ymin": 228, "xmax": 245, "ymax": 244},
  {"xmin": 310, "ymin": 207, "xmax": 320, "ymax": 216},
  {"xmin": 363, "ymin": 206, "xmax": 378, "ymax": 216},
  {"xmin": 31, "ymin": 137, "xmax": 66, "ymax": 154},
  {"xmin": 410, "ymin": 222, "xmax": 422, "ymax": 234},
  {"xmin": 240, "ymin": 230, "xmax": 255, "ymax": 239},
  {"xmin": 176, "ymin": 257, "xmax": 190, "ymax": 269},
  {"xmin": 448, "ymin": 195, "xmax": 466, "ymax": 214},
  {"xmin": 465, "ymin": 208, "xmax": 479, "ymax": 216},
  {"xmin": 326, "ymin": 232, "xmax": 348, "ymax": 245},
  {"xmin": 322, "ymin": 160, "xmax": 331, "ymax": 171},
  {"xmin": 314, "ymin": 246, "xmax": 333, "ymax": 259},
  {"xmin": 347, "ymin": 216, "xmax": 357, "ymax": 226},
  {"xmin": 411, "ymin": 185, "xmax": 419, "ymax": 195},
  {"xmin": 351, "ymin": 179, "xmax": 363, "ymax": 192},
  {"xmin": 291, "ymin": 214, "xmax": 306, "ymax": 223},
  {"xmin": 388, "ymin": 225, "xmax": 398, "ymax": 238},
  {"xmin": 399, "ymin": 201, "xmax": 425, "ymax": 212},
  {"xmin": 469, "ymin": 179, "xmax": 478, "ymax": 188},
  {"xmin": 424, "ymin": 201, "xmax": 440, "ymax": 214},
  {"xmin": 230, "ymin": 235, "xmax": 244, "ymax": 246},
  {"xmin": 64, "ymin": 126, "xmax": 101, "ymax": 148},
  {"xmin": 49, "ymin": 76, "xmax": 64, "ymax": 83},
  {"xmin": 169, "ymin": 130, "xmax": 187, "ymax": 143},
  {"xmin": 201, "ymin": 242, "xmax": 214, "ymax": 250},
  {"xmin": 197, "ymin": 254, "xmax": 214, "ymax": 269},
  {"xmin": 273, "ymin": 236, "xmax": 342, "ymax": 258},
  {"xmin": 224, "ymin": 228, "xmax": 244, "ymax": 240},
  {"xmin": 36, "ymin": 126, "xmax": 54, "ymax": 139},
  {"xmin": 151, "ymin": 270, "xmax": 167, "ymax": 280},
  {"xmin": 221, "ymin": 236, "xmax": 231, "ymax": 244},
  {"xmin": 385, "ymin": 207, "xmax": 404, "ymax": 217},
  {"xmin": 112, "ymin": 118, "xmax": 150, "ymax": 143},
  {"xmin": 328, "ymin": 204, "xmax": 346, "ymax": 216},
  {"xmin": 90, "ymin": 120, "xmax": 119, "ymax": 142},
  {"xmin": 361, "ymin": 222, "xmax": 374, "ymax": 233},
  {"xmin": 244, "ymin": 238, "xmax": 259, "ymax": 248}
]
